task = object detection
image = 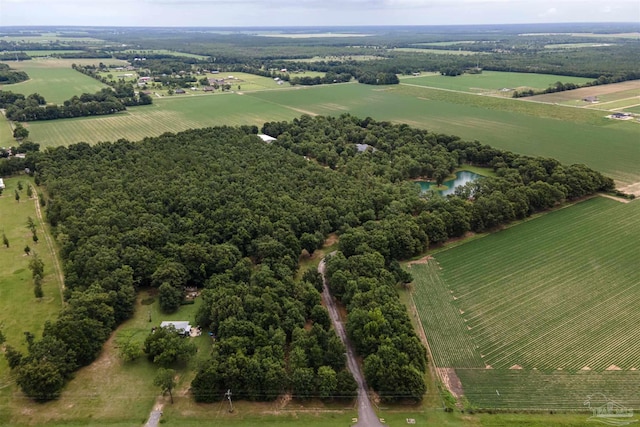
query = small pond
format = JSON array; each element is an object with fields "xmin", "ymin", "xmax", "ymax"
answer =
[{"xmin": 418, "ymin": 170, "xmax": 480, "ymax": 196}]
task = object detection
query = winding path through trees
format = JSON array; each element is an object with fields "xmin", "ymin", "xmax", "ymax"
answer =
[{"xmin": 318, "ymin": 256, "xmax": 384, "ymax": 427}]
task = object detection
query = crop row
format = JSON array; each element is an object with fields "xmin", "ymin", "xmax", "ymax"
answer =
[{"xmin": 457, "ymin": 369, "xmax": 640, "ymax": 410}]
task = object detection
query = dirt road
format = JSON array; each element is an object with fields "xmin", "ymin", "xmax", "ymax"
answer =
[{"xmin": 319, "ymin": 257, "xmax": 384, "ymax": 427}]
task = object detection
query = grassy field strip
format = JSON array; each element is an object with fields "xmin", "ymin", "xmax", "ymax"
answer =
[
  {"xmin": 0, "ymin": 113, "xmax": 14, "ymax": 146},
  {"xmin": 409, "ymin": 260, "xmax": 485, "ymax": 368},
  {"xmin": 456, "ymin": 370, "xmax": 640, "ymax": 410},
  {"xmin": 398, "ymin": 71, "xmax": 593, "ymax": 93},
  {"xmin": 0, "ymin": 177, "xmax": 65, "ymax": 425}
]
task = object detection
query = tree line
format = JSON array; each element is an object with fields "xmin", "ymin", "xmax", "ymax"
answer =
[
  {"xmin": 1, "ymin": 87, "xmax": 151, "ymax": 122},
  {"xmin": 0, "ymin": 63, "xmax": 29, "ymax": 84}
]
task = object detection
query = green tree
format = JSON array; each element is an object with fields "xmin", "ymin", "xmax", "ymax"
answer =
[
  {"xmin": 28, "ymin": 252, "xmax": 44, "ymax": 278},
  {"xmin": 158, "ymin": 282, "xmax": 183, "ymax": 313},
  {"xmin": 2, "ymin": 232, "xmax": 8, "ymax": 248},
  {"xmin": 144, "ymin": 325, "xmax": 196, "ymax": 366},
  {"xmin": 154, "ymin": 368, "xmax": 177, "ymax": 404},
  {"xmin": 13, "ymin": 124, "xmax": 29, "ymax": 140},
  {"xmin": 16, "ymin": 360, "xmax": 65, "ymax": 402},
  {"xmin": 316, "ymin": 365, "xmax": 338, "ymax": 400},
  {"xmin": 15, "ymin": 189, "xmax": 20, "ymax": 202},
  {"xmin": 118, "ymin": 340, "xmax": 143, "ymax": 362},
  {"xmin": 24, "ymin": 245, "xmax": 30, "ymax": 255},
  {"xmin": 26, "ymin": 185, "xmax": 33, "ymax": 198}
]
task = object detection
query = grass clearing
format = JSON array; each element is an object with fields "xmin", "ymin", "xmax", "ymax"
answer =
[
  {"xmin": 284, "ymin": 55, "xmax": 382, "ymax": 62},
  {"xmin": 399, "ymin": 71, "xmax": 593, "ymax": 94},
  {"xmin": 122, "ymin": 49, "xmax": 210, "ymax": 59},
  {"xmin": 0, "ymin": 177, "xmax": 64, "ymax": 425},
  {"xmin": 23, "ymin": 50, "xmax": 87, "ymax": 57},
  {"xmin": 392, "ymin": 48, "xmax": 481, "ymax": 55},
  {"xmin": 410, "ymin": 197, "xmax": 640, "ymax": 409},
  {"xmin": 0, "ymin": 112, "xmax": 14, "ymax": 145},
  {"xmin": 0, "ymin": 59, "xmax": 111, "ymax": 103},
  {"xmin": 2, "ymin": 289, "xmax": 208, "ymax": 426}
]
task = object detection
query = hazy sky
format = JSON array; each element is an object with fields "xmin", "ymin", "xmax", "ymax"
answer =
[{"xmin": 0, "ymin": 0, "xmax": 638, "ymax": 27}]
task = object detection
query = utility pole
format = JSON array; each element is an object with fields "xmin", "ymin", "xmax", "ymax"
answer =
[{"xmin": 224, "ymin": 389, "xmax": 234, "ymax": 413}]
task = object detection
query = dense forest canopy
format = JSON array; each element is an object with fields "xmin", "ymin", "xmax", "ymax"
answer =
[{"xmin": 5, "ymin": 115, "xmax": 613, "ymax": 402}]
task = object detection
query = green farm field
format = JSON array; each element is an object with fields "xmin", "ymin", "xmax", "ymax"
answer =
[
  {"xmin": 123, "ymin": 49, "xmax": 210, "ymax": 59},
  {"xmin": 410, "ymin": 197, "xmax": 640, "ymax": 409},
  {"xmin": 23, "ymin": 50, "xmax": 86, "ymax": 57},
  {"xmin": 0, "ymin": 59, "xmax": 112, "ymax": 104},
  {"xmin": 399, "ymin": 71, "xmax": 594, "ymax": 94},
  {"xmin": 392, "ymin": 48, "xmax": 480, "ymax": 55},
  {"xmin": 25, "ymin": 92, "xmax": 299, "ymax": 146},
  {"xmin": 22, "ymin": 82, "xmax": 640, "ymax": 186}
]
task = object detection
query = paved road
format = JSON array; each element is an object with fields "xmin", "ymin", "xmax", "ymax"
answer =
[{"xmin": 319, "ymin": 257, "xmax": 385, "ymax": 427}]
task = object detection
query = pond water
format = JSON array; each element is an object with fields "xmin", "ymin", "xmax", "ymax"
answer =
[{"xmin": 418, "ymin": 170, "xmax": 480, "ymax": 196}]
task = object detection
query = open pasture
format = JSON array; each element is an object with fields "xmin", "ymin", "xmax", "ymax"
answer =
[
  {"xmin": 0, "ymin": 112, "xmax": 13, "ymax": 145},
  {"xmin": 284, "ymin": 55, "xmax": 382, "ymax": 62},
  {"xmin": 21, "ymin": 81, "xmax": 640, "ymax": 186},
  {"xmin": 123, "ymin": 49, "xmax": 210, "ymax": 59},
  {"xmin": 23, "ymin": 50, "xmax": 87, "ymax": 57},
  {"xmin": 410, "ymin": 197, "xmax": 640, "ymax": 408},
  {"xmin": 257, "ymin": 32, "xmax": 373, "ymax": 38},
  {"xmin": 527, "ymin": 80, "xmax": 640, "ymax": 108},
  {"xmin": 544, "ymin": 42, "xmax": 614, "ymax": 49},
  {"xmin": 0, "ymin": 177, "xmax": 64, "ymax": 424},
  {"xmin": 25, "ymin": 93, "xmax": 299, "ymax": 146},
  {"xmin": 399, "ymin": 71, "xmax": 593, "ymax": 94},
  {"xmin": 0, "ymin": 58, "xmax": 112, "ymax": 103},
  {"xmin": 392, "ymin": 48, "xmax": 480, "ymax": 55}
]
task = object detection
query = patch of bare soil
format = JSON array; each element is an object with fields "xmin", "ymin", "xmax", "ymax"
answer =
[
  {"xmin": 599, "ymin": 193, "xmax": 631, "ymax": 203},
  {"xmin": 606, "ymin": 365, "xmax": 622, "ymax": 371},
  {"xmin": 436, "ymin": 368, "xmax": 463, "ymax": 399},
  {"xmin": 509, "ymin": 365, "xmax": 523, "ymax": 370},
  {"xmin": 323, "ymin": 233, "xmax": 338, "ymax": 247},
  {"xmin": 581, "ymin": 366, "xmax": 592, "ymax": 371},
  {"xmin": 619, "ymin": 182, "xmax": 640, "ymax": 197},
  {"xmin": 406, "ymin": 255, "xmax": 433, "ymax": 267}
]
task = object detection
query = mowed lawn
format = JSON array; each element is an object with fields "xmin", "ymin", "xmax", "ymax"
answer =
[
  {"xmin": 0, "ymin": 177, "xmax": 64, "ymax": 426},
  {"xmin": 410, "ymin": 197, "xmax": 640, "ymax": 409},
  {"xmin": 0, "ymin": 58, "xmax": 118, "ymax": 104},
  {"xmin": 399, "ymin": 71, "xmax": 594, "ymax": 94}
]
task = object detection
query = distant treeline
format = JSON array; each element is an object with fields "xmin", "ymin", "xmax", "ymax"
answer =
[
  {"xmin": 0, "ymin": 63, "xmax": 29, "ymax": 83},
  {"xmin": 1, "ymin": 87, "xmax": 151, "ymax": 122}
]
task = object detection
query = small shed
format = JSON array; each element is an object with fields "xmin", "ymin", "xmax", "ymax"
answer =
[
  {"xmin": 160, "ymin": 321, "xmax": 191, "ymax": 336},
  {"xmin": 0, "ymin": 178, "xmax": 4, "ymax": 190}
]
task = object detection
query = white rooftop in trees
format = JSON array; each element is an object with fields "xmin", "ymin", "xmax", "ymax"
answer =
[
  {"xmin": 257, "ymin": 134, "xmax": 277, "ymax": 143},
  {"xmin": 160, "ymin": 321, "xmax": 191, "ymax": 335}
]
